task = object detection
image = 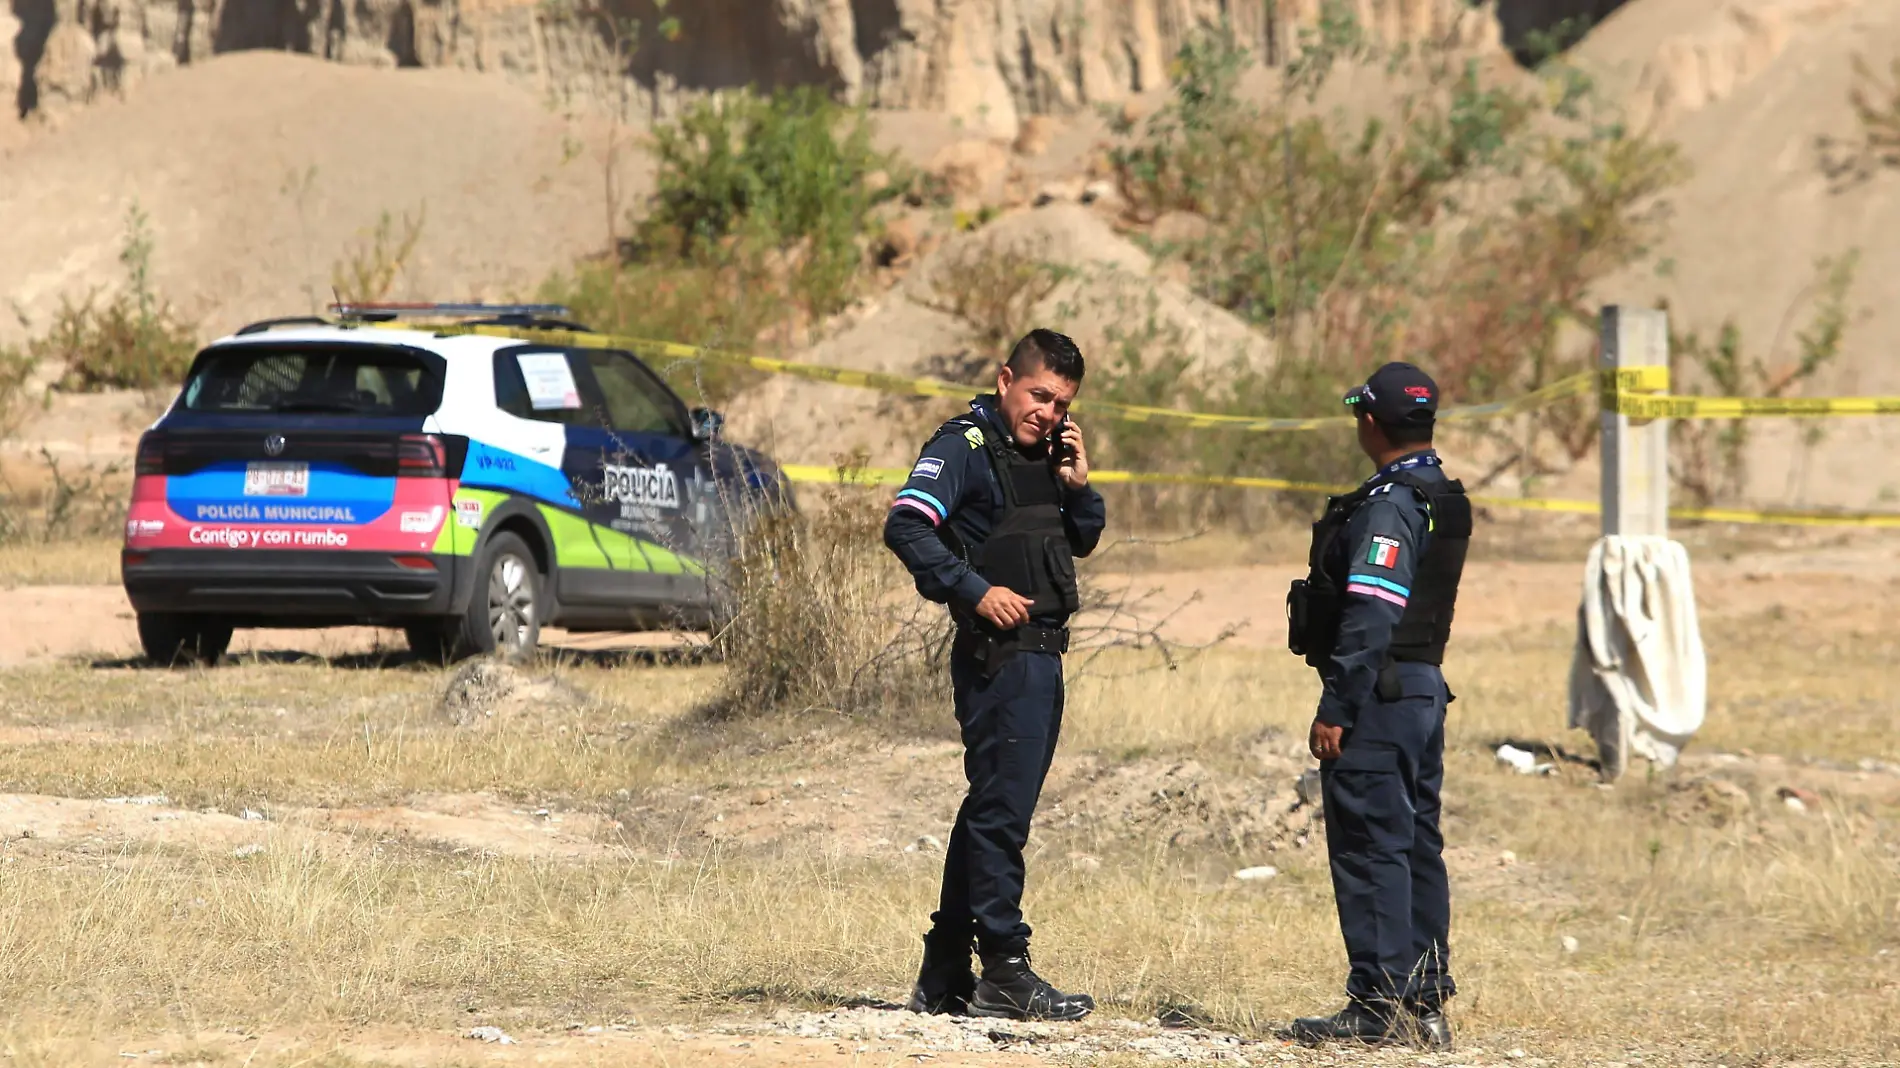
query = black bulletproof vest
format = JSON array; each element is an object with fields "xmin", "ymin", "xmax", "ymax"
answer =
[
  {"xmin": 1287, "ymin": 470, "xmax": 1472, "ymax": 668},
  {"xmin": 937, "ymin": 419, "xmax": 1080, "ymax": 625}
]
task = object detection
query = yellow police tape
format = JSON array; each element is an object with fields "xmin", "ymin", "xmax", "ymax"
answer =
[
  {"xmin": 360, "ymin": 319, "xmax": 1594, "ymax": 432},
  {"xmin": 1599, "ymin": 366, "xmax": 1900, "ymax": 419},
  {"xmin": 780, "ymin": 464, "xmax": 1900, "ymax": 528},
  {"xmin": 1609, "ymin": 392, "xmax": 1900, "ymax": 420},
  {"xmin": 340, "ymin": 319, "xmax": 1900, "ymax": 527},
  {"xmin": 364, "ymin": 317, "xmax": 1900, "ymax": 427}
]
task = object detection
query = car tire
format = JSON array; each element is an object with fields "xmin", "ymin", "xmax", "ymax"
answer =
[
  {"xmin": 137, "ymin": 613, "xmax": 233, "ymax": 667},
  {"xmin": 409, "ymin": 532, "xmax": 543, "ymax": 664}
]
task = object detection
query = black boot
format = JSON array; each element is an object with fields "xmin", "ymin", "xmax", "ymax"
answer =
[
  {"xmin": 1408, "ymin": 1003, "xmax": 1453, "ymax": 1051},
  {"xmin": 905, "ymin": 929, "xmax": 976, "ymax": 1015},
  {"xmin": 1288, "ymin": 1001, "xmax": 1403, "ymax": 1046},
  {"xmin": 969, "ymin": 947, "xmax": 1094, "ymax": 1022}
]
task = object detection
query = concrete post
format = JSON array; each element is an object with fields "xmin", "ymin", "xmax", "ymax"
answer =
[{"xmin": 1599, "ymin": 306, "xmax": 1671, "ymax": 538}]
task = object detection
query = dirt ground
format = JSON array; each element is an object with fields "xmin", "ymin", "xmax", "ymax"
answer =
[
  {"xmin": 0, "ymin": 524, "xmax": 1896, "ymax": 1065},
  {"xmin": 5, "ymin": 538, "xmax": 1891, "ymax": 668}
]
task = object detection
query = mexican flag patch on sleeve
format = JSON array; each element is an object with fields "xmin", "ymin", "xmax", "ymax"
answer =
[{"xmin": 1368, "ymin": 536, "xmax": 1401, "ymax": 568}]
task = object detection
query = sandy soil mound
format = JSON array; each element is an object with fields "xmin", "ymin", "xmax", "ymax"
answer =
[
  {"xmin": 1579, "ymin": 0, "xmax": 1900, "ymax": 510},
  {"xmin": 0, "ymin": 51, "xmax": 626, "ymax": 349},
  {"xmin": 727, "ymin": 203, "xmax": 1273, "ymax": 470}
]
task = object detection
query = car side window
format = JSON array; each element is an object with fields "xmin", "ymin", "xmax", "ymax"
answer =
[
  {"xmin": 494, "ymin": 349, "xmax": 602, "ymax": 426},
  {"xmin": 581, "ymin": 349, "xmax": 687, "ymax": 437}
]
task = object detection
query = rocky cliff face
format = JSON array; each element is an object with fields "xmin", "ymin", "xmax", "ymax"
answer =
[{"xmin": 3, "ymin": 0, "xmax": 1581, "ymax": 139}]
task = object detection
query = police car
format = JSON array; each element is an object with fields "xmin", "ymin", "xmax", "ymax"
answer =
[{"xmin": 121, "ymin": 303, "xmax": 795, "ymax": 665}]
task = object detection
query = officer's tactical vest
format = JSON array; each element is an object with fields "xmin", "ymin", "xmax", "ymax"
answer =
[
  {"xmin": 932, "ymin": 416, "xmax": 1081, "ymax": 624},
  {"xmin": 1286, "ymin": 470, "xmax": 1471, "ymax": 669}
]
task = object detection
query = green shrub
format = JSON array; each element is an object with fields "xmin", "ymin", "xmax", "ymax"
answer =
[
  {"xmin": 537, "ymin": 253, "xmax": 779, "ymax": 405},
  {"xmin": 28, "ymin": 203, "xmax": 200, "ymax": 393},
  {"xmin": 1092, "ymin": 11, "xmax": 1688, "ymax": 515},
  {"xmin": 636, "ymin": 86, "xmax": 903, "ymax": 316},
  {"xmin": 37, "ymin": 288, "xmax": 200, "ymax": 393}
]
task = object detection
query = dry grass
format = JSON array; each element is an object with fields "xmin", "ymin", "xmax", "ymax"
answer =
[
  {"xmin": 0, "ymin": 555, "xmax": 1895, "ymax": 1063},
  {"xmin": 0, "ymin": 536, "xmax": 122, "ymax": 586}
]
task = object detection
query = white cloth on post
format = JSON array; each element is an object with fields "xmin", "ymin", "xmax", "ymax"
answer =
[{"xmin": 1567, "ymin": 535, "xmax": 1707, "ymax": 781}]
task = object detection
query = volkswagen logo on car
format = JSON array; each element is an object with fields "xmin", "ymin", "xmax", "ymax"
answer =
[{"xmin": 263, "ymin": 433, "xmax": 287, "ymax": 457}]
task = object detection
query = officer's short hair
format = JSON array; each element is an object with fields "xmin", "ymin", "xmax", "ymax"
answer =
[
  {"xmin": 1378, "ymin": 415, "xmax": 1434, "ymax": 447},
  {"xmin": 1005, "ymin": 329, "xmax": 1085, "ymax": 383}
]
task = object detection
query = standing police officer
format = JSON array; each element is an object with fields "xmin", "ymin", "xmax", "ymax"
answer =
[
  {"xmin": 1285, "ymin": 362, "xmax": 1470, "ymax": 1051},
  {"xmin": 882, "ymin": 328, "xmax": 1105, "ymax": 1022}
]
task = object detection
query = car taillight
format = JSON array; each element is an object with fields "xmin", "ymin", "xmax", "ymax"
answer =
[
  {"xmin": 390, "ymin": 554, "xmax": 437, "ymax": 570},
  {"xmin": 396, "ymin": 434, "xmax": 447, "ymax": 478},
  {"xmin": 135, "ymin": 432, "xmax": 166, "ymax": 476}
]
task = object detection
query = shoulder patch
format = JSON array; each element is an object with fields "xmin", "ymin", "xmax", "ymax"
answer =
[
  {"xmin": 911, "ymin": 457, "xmax": 944, "ymax": 480},
  {"xmin": 1367, "ymin": 535, "xmax": 1402, "ymax": 569},
  {"xmin": 963, "ymin": 426, "xmax": 985, "ymax": 449}
]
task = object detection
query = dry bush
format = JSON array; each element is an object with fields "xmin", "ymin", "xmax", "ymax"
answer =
[
  {"xmin": 704, "ymin": 454, "xmax": 947, "ymax": 723},
  {"xmin": 330, "ymin": 204, "xmax": 426, "ymax": 304},
  {"xmin": 1849, "ymin": 54, "xmax": 1900, "ymax": 170},
  {"xmin": 0, "ymin": 449, "xmax": 131, "ymax": 548},
  {"xmin": 1664, "ymin": 252, "xmax": 1860, "ymax": 507},
  {"xmin": 915, "ymin": 237, "xmax": 1071, "ymax": 381},
  {"xmin": 0, "ymin": 347, "xmax": 37, "ymax": 441}
]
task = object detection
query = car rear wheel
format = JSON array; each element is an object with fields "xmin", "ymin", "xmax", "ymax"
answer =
[
  {"xmin": 407, "ymin": 532, "xmax": 542, "ymax": 664},
  {"xmin": 137, "ymin": 613, "xmax": 234, "ymax": 667}
]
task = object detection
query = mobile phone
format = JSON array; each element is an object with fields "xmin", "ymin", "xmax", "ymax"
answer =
[{"xmin": 1052, "ymin": 416, "xmax": 1076, "ymax": 462}]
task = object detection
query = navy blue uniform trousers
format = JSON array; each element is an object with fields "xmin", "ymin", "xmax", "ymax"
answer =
[
  {"xmin": 1320, "ymin": 661, "xmax": 1455, "ymax": 1008},
  {"xmin": 931, "ymin": 641, "xmax": 1064, "ymax": 953}
]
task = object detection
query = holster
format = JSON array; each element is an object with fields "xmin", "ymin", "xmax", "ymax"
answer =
[
  {"xmin": 1374, "ymin": 662, "xmax": 1402, "ymax": 703},
  {"xmin": 959, "ymin": 624, "xmax": 1069, "ymax": 679}
]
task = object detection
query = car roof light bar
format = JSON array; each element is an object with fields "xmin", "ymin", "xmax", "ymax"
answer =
[{"xmin": 328, "ymin": 302, "xmax": 575, "ymax": 320}]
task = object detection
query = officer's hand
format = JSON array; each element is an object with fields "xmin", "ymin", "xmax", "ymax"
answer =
[
  {"xmin": 1056, "ymin": 419, "xmax": 1089, "ymax": 489},
  {"xmin": 1309, "ymin": 718, "xmax": 1344, "ymax": 762},
  {"xmin": 975, "ymin": 586, "xmax": 1034, "ymax": 630}
]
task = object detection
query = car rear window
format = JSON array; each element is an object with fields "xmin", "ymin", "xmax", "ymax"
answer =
[{"xmin": 180, "ymin": 343, "xmax": 444, "ymax": 416}]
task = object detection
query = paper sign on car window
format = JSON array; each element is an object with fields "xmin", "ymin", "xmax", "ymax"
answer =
[{"xmin": 517, "ymin": 353, "xmax": 581, "ymax": 410}]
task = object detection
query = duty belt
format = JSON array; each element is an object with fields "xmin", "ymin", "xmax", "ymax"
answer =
[{"xmin": 958, "ymin": 623, "xmax": 1070, "ymax": 676}]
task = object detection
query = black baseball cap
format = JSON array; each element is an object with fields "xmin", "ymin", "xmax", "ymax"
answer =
[{"xmin": 1343, "ymin": 362, "xmax": 1439, "ymax": 427}]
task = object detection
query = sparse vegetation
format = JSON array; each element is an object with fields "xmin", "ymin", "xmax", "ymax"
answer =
[
  {"xmin": 535, "ymin": 0, "xmax": 678, "ymax": 250},
  {"xmin": 705, "ymin": 452, "xmax": 946, "ymax": 725},
  {"xmin": 1095, "ymin": 12, "xmax": 1688, "ymax": 516},
  {"xmin": 1849, "ymin": 54, "xmax": 1900, "ymax": 169},
  {"xmin": 330, "ymin": 203, "xmax": 427, "ymax": 304},
  {"xmin": 635, "ymin": 86, "xmax": 904, "ymax": 318},
  {"xmin": 6, "ymin": 202, "xmax": 200, "ymax": 394},
  {"xmin": 916, "ymin": 236, "xmax": 1072, "ymax": 382},
  {"xmin": 542, "ymin": 84, "xmax": 905, "ymax": 404},
  {"xmin": 0, "ymin": 449, "xmax": 131, "ymax": 548},
  {"xmin": 537, "ymin": 253, "xmax": 781, "ymax": 403},
  {"xmin": 0, "ymin": 594, "xmax": 1893, "ymax": 1059},
  {"xmin": 1666, "ymin": 251, "xmax": 1861, "ymax": 507},
  {"xmin": 0, "ymin": 346, "xmax": 36, "ymax": 442}
]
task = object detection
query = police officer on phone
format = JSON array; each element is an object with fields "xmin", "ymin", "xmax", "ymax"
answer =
[
  {"xmin": 883, "ymin": 328, "xmax": 1105, "ymax": 1022},
  {"xmin": 1284, "ymin": 362, "xmax": 1470, "ymax": 1051}
]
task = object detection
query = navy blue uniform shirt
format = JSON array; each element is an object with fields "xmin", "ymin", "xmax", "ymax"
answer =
[
  {"xmin": 1316, "ymin": 450, "xmax": 1445, "ymax": 729},
  {"xmin": 882, "ymin": 395, "xmax": 1108, "ymax": 625}
]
